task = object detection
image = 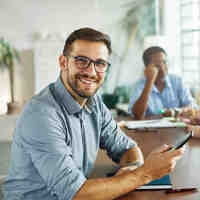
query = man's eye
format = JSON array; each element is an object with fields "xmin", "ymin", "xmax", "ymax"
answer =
[
  {"xmin": 96, "ymin": 61, "xmax": 106, "ymax": 67},
  {"xmin": 76, "ymin": 57, "xmax": 88, "ymax": 64}
]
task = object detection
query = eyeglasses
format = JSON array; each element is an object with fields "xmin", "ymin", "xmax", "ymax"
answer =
[
  {"xmin": 68, "ymin": 55, "xmax": 111, "ymax": 73},
  {"xmin": 155, "ymin": 60, "xmax": 168, "ymax": 68}
]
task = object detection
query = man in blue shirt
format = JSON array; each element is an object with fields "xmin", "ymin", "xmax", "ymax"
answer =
[
  {"xmin": 3, "ymin": 29, "xmax": 184, "ymax": 200},
  {"xmin": 128, "ymin": 46, "xmax": 197, "ymax": 120}
]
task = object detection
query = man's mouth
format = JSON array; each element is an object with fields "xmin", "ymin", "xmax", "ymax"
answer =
[{"xmin": 79, "ymin": 77, "xmax": 97, "ymax": 86}]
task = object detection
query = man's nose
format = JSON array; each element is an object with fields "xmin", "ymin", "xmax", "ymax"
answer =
[
  {"xmin": 86, "ymin": 61, "xmax": 97, "ymax": 75},
  {"xmin": 156, "ymin": 63, "xmax": 165, "ymax": 69}
]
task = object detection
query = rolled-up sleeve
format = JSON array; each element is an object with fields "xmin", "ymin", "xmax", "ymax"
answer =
[
  {"xmin": 100, "ymin": 103, "xmax": 137, "ymax": 163},
  {"xmin": 19, "ymin": 109, "xmax": 86, "ymax": 200}
]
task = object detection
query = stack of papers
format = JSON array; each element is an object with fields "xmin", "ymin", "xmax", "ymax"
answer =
[{"xmin": 124, "ymin": 119, "xmax": 186, "ymax": 129}]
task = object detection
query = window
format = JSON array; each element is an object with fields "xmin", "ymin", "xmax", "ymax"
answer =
[{"xmin": 180, "ymin": 0, "xmax": 200, "ymax": 88}]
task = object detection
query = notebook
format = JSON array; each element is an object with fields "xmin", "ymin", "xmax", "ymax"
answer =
[
  {"xmin": 124, "ymin": 119, "xmax": 186, "ymax": 129},
  {"xmin": 136, "ymin": 174, "xmax": 172, "ymax": 190}
]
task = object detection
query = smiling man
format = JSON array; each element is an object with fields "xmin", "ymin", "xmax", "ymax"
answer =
[{"xmin": 3, "ymin": 28, "xmax": 184, "ymax": 200}]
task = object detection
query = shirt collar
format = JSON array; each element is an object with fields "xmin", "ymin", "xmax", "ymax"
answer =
[
  {"xmin": 165, "ymin": 75, "xmax": 172, "ymax": 89},
  {"xmin": 53, "ymin": 76, "xmax": 95, "ymax": 115},
  {"xmin": 151, "ymin": 75, "xmax": 172, "ymax": 93}
]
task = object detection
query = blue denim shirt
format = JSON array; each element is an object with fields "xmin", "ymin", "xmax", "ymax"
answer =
[
  {"xmin": 128, "ymin": 74, "xmax": 198, "ymax": 118},
  {"xmin": 3, "ymin": 77, "xmax": 136, "ymax": 200}
]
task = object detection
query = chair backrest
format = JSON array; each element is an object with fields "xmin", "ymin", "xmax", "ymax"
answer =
[{"xmin": 0, "ymin": 176, "xmax": 5, "ymax": 200}]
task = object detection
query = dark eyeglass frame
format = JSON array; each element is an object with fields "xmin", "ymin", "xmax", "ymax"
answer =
[
  {"xmin": 154, "ymin": 60, "xmax": 168, "ymax": 69},
  {"xmin": 67, "ymin": 55, "xmax": 111, "ymax": 73}
]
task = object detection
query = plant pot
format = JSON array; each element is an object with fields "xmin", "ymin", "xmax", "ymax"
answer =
[{"xmin": 7, "ymin": 102, "xmax": 21, "ymax": 114}]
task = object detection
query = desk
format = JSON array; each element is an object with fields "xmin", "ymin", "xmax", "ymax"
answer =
[{"xmin": 91, "ymin": 126, "xmax": 200, "ymax": 200}]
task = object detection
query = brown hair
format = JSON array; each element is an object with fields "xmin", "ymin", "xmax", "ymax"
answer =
[{"xmin": 63, "ymin": 27, "xmax": 112, "ymax": 56}]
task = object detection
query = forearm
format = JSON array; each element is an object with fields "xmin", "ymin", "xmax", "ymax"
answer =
[
  {"xmin": 133, "ymin": 80, "xmax": 154, "ymax": 120},
  {"xmin": 73, "ymin": 167, "xmax": 150, "ymax": 200},
  {"xmin": 119, "ymin": 146, "xmax": 144, "ymax": 167},
  {"xmin": 74, "ymin": 146, "xmax": 145, "ymax": 200},
  {"xmin": 74, "ymin": 144, "xmax": 185, "ymax": 200}
]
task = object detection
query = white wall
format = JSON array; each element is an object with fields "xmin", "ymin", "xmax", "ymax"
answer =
[{"xmin": 0, "ymin": 0, "xmax": 153, "ymax": 103}]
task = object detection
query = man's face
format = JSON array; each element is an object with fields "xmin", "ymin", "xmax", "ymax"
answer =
[
  {"xmin": 150, "ymin": 52, "xmax": 168, "ymax": 80},
  {"xmin": 63, "ymin": 40, "xmax": 109, "ymax": 99}
]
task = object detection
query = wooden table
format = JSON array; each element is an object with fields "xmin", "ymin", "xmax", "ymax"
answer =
[{"xmin": 91, "ymin": 126, "xmax": 200, "ymax": 200}]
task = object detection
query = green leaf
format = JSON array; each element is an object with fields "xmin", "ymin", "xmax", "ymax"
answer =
[{"xmin": 0, "ymin": 37, "xmax": 20, "ymax": 68}]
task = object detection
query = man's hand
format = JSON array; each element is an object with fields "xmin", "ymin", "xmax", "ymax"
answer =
[
  {"xmin": 142, "ymin": 144, "xmax": 185, "ymax": 181},
  {"xmin": 119, "ymin": 146, "xmax": 144, "ymax": 168},
  {"xmin": 144, "ymin": 64, "xmax": 159, "ymax": 83},
  {"xmin": 132, "ymin": 64, "xmax": 159, "ymax": 120},
  {"xmin": 74, "ymin": 145, "xmax": 184, "ymax": 200},
  {"xmin": 115, "ymin": 146, "xmax": 144, "ymax": 175}
]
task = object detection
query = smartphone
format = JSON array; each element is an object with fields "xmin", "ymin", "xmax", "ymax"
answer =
[{"xmin": 169, "ymin": 131, "xmax": 193, "ymax": 152}]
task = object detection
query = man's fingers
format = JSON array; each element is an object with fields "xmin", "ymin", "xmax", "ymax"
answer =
[
  {"xmin": 167, "ymin": 145, "xmax": 186, "ymax": 158},
  {"xmin": 152, "ymin": 144, "xmax": 171, "ymax": 154}
]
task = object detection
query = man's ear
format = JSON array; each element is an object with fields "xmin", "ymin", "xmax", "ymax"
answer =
[{"xmin": 59, "ymin": 55, "xmax": 68, "ymax": 71}]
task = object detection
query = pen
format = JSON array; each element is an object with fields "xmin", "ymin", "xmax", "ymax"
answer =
[{"xmin": 165, "ymin": 187, "xmax": 197, "ymax": 194}]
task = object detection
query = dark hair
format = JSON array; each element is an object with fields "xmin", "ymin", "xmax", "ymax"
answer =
[
  {"xmin": 63, "ymin": 27, "xmax": 112, "ymax": 56},
  {"xmin": 143, "ymin": 46, "xmax": 167, "ymax": 66}
]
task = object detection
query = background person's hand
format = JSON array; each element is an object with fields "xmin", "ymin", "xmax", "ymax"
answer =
[
  {"xmin": 142, "ymin": 144, "xmax": 185, "ymax": 181},
  {"xmin": 180, "ymin": 107, "xmax": 196, "ymax": 118},
  {"xmin": 144, "ymin": 64, "xmax": 159, "ymax": 83},
  {"xmin": 179, "ymin": 108, "xmax": 200, "ymax": 125},
  {"xmin": 190, "ymin": 110, "xmax": 200, "ymax": 125},
  {"xmin": 190, "ymin": 117, "xmax": 200, "ymax": 125}
]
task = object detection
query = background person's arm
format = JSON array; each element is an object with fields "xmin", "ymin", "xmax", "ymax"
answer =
[
  {"xmin": 132, "ymin": 65, "xmax": 158, "ymax": 120},
  {"xmin": 73, "ymin": 145, "xmax": 184, "ymax": 200}
]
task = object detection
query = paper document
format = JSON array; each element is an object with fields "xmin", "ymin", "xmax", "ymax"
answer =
[{"xmin": 124, "ymin": 119, "xmax": 186, "ymax": 129}]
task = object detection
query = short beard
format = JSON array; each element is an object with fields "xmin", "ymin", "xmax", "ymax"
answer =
[{"xmin": 67, "ymin": 74, "xmax": 100, "ymax": 98}]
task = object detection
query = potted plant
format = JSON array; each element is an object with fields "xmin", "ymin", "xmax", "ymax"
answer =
[{"xmin": 0, "ymin": 37, "xmax": 20, "ymax": 114}]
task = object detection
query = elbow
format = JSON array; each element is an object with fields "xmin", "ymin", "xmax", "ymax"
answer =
[{"xmin": 133, "ymin": 111, "xmax": 145, "ymax": 120}]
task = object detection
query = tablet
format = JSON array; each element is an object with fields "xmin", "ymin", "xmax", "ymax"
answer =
[{"xmin": 169, "ymin": 131, "xmax": 193, "ymax": 152}]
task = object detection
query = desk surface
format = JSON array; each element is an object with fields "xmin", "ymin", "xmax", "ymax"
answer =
[{"xmin": 91, "ymin": 126, "xmax": 200, "ymax": 200}]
